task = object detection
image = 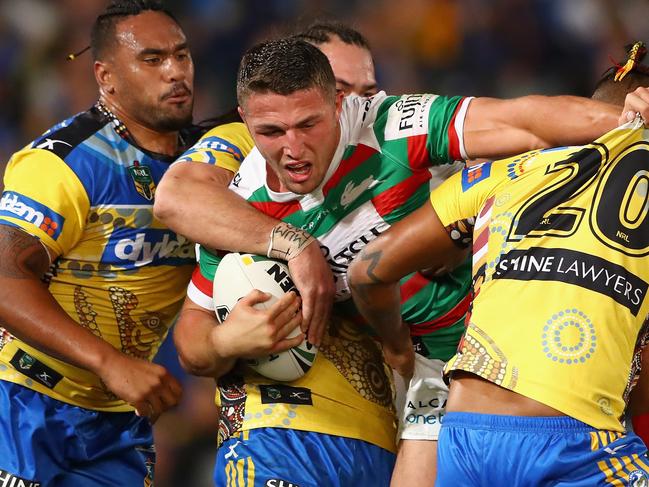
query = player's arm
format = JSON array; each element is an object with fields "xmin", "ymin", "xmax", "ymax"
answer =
[
  {"xmin": 462, "ymin": 95, "xmax": 624, "ymax": 160},
  {"xmin": 348, "ymin": 203, "xmax": 467, "ymax": 377},
  {"xmin": 154, "ymin": 161, "xmax": 334, "ymax": 346},
  {"xmin": 0, "ymin": 225, "xmax": 180, "ymax": 420},
  {"xmin": 627, "ymin": 345, "xmax": 649, "ymax": 445},
  {"xmin": 174, "ymin": 290, "xmax": 304, "ymax": 378}
]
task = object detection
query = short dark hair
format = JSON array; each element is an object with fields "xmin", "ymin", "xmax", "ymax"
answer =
[
  {"xmin": 90, "ymin": 0, "xmax": 179, "ymax": 61},
  {"xmin": 593, "ymin": 41, "xmax": 649, "ymax": 105},
  {"xmin": 294, "ymin": 20, "xmax": 371, "ymax": 51},
  {"xmin": 237, "ymin": 38, "xmax": 336, "ymax": 106}
]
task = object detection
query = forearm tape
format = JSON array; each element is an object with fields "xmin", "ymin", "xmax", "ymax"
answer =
[{"xmin": 267, "ymin": 222, "xmax": 315, "ymax": 261}]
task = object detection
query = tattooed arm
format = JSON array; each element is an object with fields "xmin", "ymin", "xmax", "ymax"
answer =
[
  {"xmin": 347, "ymin": 203, "xmax": 467, "ymax": 377},
  {"xmin": 0, "ymin": 225, "xmax": 181, "ymax": 420}
]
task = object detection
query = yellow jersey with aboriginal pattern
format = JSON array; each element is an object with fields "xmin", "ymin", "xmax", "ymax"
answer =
[
  {"xmin": 0, "ymin": 104, "xmax": 201, "ymax": 411},
  {"xmin": 431, "ymin": 120, "xmax": 649, "ymax": 431}
]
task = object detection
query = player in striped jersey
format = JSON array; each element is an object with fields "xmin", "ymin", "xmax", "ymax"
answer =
[
  {"xmin": 0, "ymin": 2, "xmax": 197, "ymax": 485},
  {"xmin": 347, "ymin": 46, "xmax": 649, "ymax": 485},
  {"xmin": 171, "ymin": 37, "xmax": 643, "ymax": 485},
  {"xmin": 155, "ymin": 21, "xmax": 381, "ymax": 349}
]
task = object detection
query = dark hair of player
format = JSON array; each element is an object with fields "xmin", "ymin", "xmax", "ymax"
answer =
[
  {"xmin": 89, "ymin": 0, "xmax": 180, "ymax": 61},
  {"xmin": 294, "ymin": 20, "xmax": 371, "ymax": 51},
  {"xmin": 236, "ymin": 38, "xmax": 336, "ymax": 106},
  {"xmin": 593, "ymin": 41, "xmax": 649, "ymax": 105}
]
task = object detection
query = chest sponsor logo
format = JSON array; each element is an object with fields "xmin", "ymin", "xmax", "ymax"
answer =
[
  {"xmin": 104, "ymin": 229, "xmax": 195, "ymax": 267},
  {"xmin": 461, "ymin": 162, "xmax": 492, "ymax": 192},
  {"xmin": 259, "ymin": 385, "xmax": 312, "ymax": 405},
  {"xmin": 0, "ymin": 469, "xmax": 41, "ymax": 487},
  {"xmin": 340, "ymin": 175, "xmax": 382, "ymax": 208},
  {"xmin": 494, "ymin": 247, "xmax": 648, "ymax": 315},
  {"xmin": 384, "ymin": 94, "xmax": 436, "ymax": 141},
  {"xmin": 128, "ymin": 162, "xmax": 156, "ymax": 201},
  {"xmin": 320, "ymin": 224, "xmax": 388, "ymax": 299},
  {"xmin": 0, "ymin": 192, "xmax": 64, "ymax": 239}
]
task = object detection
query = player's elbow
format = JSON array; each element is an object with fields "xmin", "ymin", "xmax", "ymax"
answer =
[
  {"xmin": 347, "ymin": 257, "xmax": 375, "ymax": 298},
  {"xmin": 347, "ymin": 259, "xmax": 362, "ymax": 290},
  {"xmin": 174, "ymin": 337, "xmax": 217, "ymax": 377},
  {"xmin": 152, "ymin": 175, "xmax": 179, "ymax": 225},
  {"xmin": 176, "ymin": 352, "xmax": 210, "ymax": 377}
]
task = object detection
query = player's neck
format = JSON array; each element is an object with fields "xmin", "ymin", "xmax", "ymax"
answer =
[{"xmin": 98, "ymin": 97, "xmax": 179, "ymax": 157}]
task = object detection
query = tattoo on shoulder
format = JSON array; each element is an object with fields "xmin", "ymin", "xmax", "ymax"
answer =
[{"xmin": 0, "ymin": 226, "xmax": 50, "ymax": 279}]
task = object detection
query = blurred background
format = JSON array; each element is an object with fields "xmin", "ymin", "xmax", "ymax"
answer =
[{"xmin": 1, "ymin": 0, "xmax": 649, "ymax": 485}]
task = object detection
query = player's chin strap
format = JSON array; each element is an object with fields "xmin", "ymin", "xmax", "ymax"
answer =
[{"xmin": 267, "ymin": 222, "xmax": 315, "ymax": 261}]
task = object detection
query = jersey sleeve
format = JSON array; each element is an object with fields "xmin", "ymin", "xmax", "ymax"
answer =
[
  {"xmin": 0, "ymin": 148, "xmax": 89, "ymax": 257},
  {"xmin": 431, "ymin": 154, "xmax": 529, "ymax": 249},
  {"xmin": 186, "ymin": 246, "xmax": 224, "ymax": 311},
  {"xmin": 373, "ymin": 93, "xmax": 473, "ymax": 169},
  {"xmin": 430, "ymin": 159, "xmax": 508, "ymax": 250},
  {"xmin": 174, "ymin": 122, "xmax": 254, "ymax": 174}
]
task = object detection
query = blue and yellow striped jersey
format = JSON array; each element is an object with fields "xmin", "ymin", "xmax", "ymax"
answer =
[{"xmin": 0, "ymin": 105, "xmax": 197, "ymax": 411}]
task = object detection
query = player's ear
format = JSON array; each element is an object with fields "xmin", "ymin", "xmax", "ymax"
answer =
[
  {"xmin": 237, "ymin": 106, "xmax": 246, "ymax": 123},
  {"xmin": 334, "ymin": 90, "xmax": 344, "ymax": 118},
  {"xmin": 94, "ymin": 61, "xmax": 114, "ymax": 95}
]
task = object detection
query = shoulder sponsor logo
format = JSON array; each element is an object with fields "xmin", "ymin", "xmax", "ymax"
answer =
[
  {"xmin": 0, "ymin": 192, "xmax": 64, "ymax": 239},
  {"xmin": 0, "ymin": 469, "xmax": 41, "ymax": 487},
  {"xmin": 494, "ymin": 247, "xmax": 648, "ymax": 315},
  {"xmin": 340, "ymin": 175, "xmax": 382, "ymax": 208},
  {"xmin": 191, "ymin": 137, "xmax": 244, "ymax": 162},
  {"xmin": 104, "ymin": 230, "xmax": 195, "ymax": 268},
  {"xmin": 461, "ymin": 161, "xmax": 492, "ymax": 191},
  {"xmin": 34, "ymin": 138, "xmax": 72, "ymax": 151},
  {"xmin": 384, "ymin": 93, "xmax": 436, "ymax": 141}
]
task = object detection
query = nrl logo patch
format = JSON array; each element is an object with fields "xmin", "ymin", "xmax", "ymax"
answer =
[
  {"xmin": 128, "ymin": 161, "xmax": 156, "ymax": 200},
  {"xmin": 18, "ymin": 353, "xmax": 35, "ymax": 370}
]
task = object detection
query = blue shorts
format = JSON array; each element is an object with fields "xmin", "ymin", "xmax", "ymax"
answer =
[
  {"xmin": 214, "ymin": 428, "xmax": 396, "ymax": 487},
  {"xmin": 0, "ymin": 381, "xmax": 155, "ymax": 486},
  {"xmin": 437, "ymin": 412, "xmax": 649, "ymax": 487}
]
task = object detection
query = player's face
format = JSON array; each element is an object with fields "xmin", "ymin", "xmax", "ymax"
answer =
[
  {"xmin": 241, "ymin": 87, "xmax": 343, "ymax": 194},
  {"xmin": 105, "ymin": 11, "xmax": 194, "ymax": 131},
  {"xmin": 318, "ymin": 37, "xmax": 378, "ymax": 97}
]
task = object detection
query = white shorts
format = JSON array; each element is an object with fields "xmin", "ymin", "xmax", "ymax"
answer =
[{"xmin": 395, "ymin": 354, "xmax": 448, "ymax": 441}]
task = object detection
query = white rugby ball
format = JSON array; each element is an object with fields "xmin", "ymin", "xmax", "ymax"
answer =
[{"xmin": 212, "ymin": 252, "xmax": 317, "ymax": 381}]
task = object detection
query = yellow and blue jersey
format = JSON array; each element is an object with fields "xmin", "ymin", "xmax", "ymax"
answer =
[
  {"xmin": 431, "ymin": 120, "xmax": 649, "ymax": 432},
  {"xmin": 0, "ymin": 105, "xmax": 198, "ymax": 411},
  {"xmin": 174, "ymin": 121, "xmax": 253, "ymax": 174}
]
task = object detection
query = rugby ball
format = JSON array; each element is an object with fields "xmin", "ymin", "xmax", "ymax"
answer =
[{"xmin": 212, "ymin": 252, "xmax": 317, "ymax": 381}]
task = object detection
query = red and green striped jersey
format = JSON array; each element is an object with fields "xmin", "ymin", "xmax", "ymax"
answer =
[{"xmin": 195, "ymin": 92, "xmax": 473, "ymax": 361}]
